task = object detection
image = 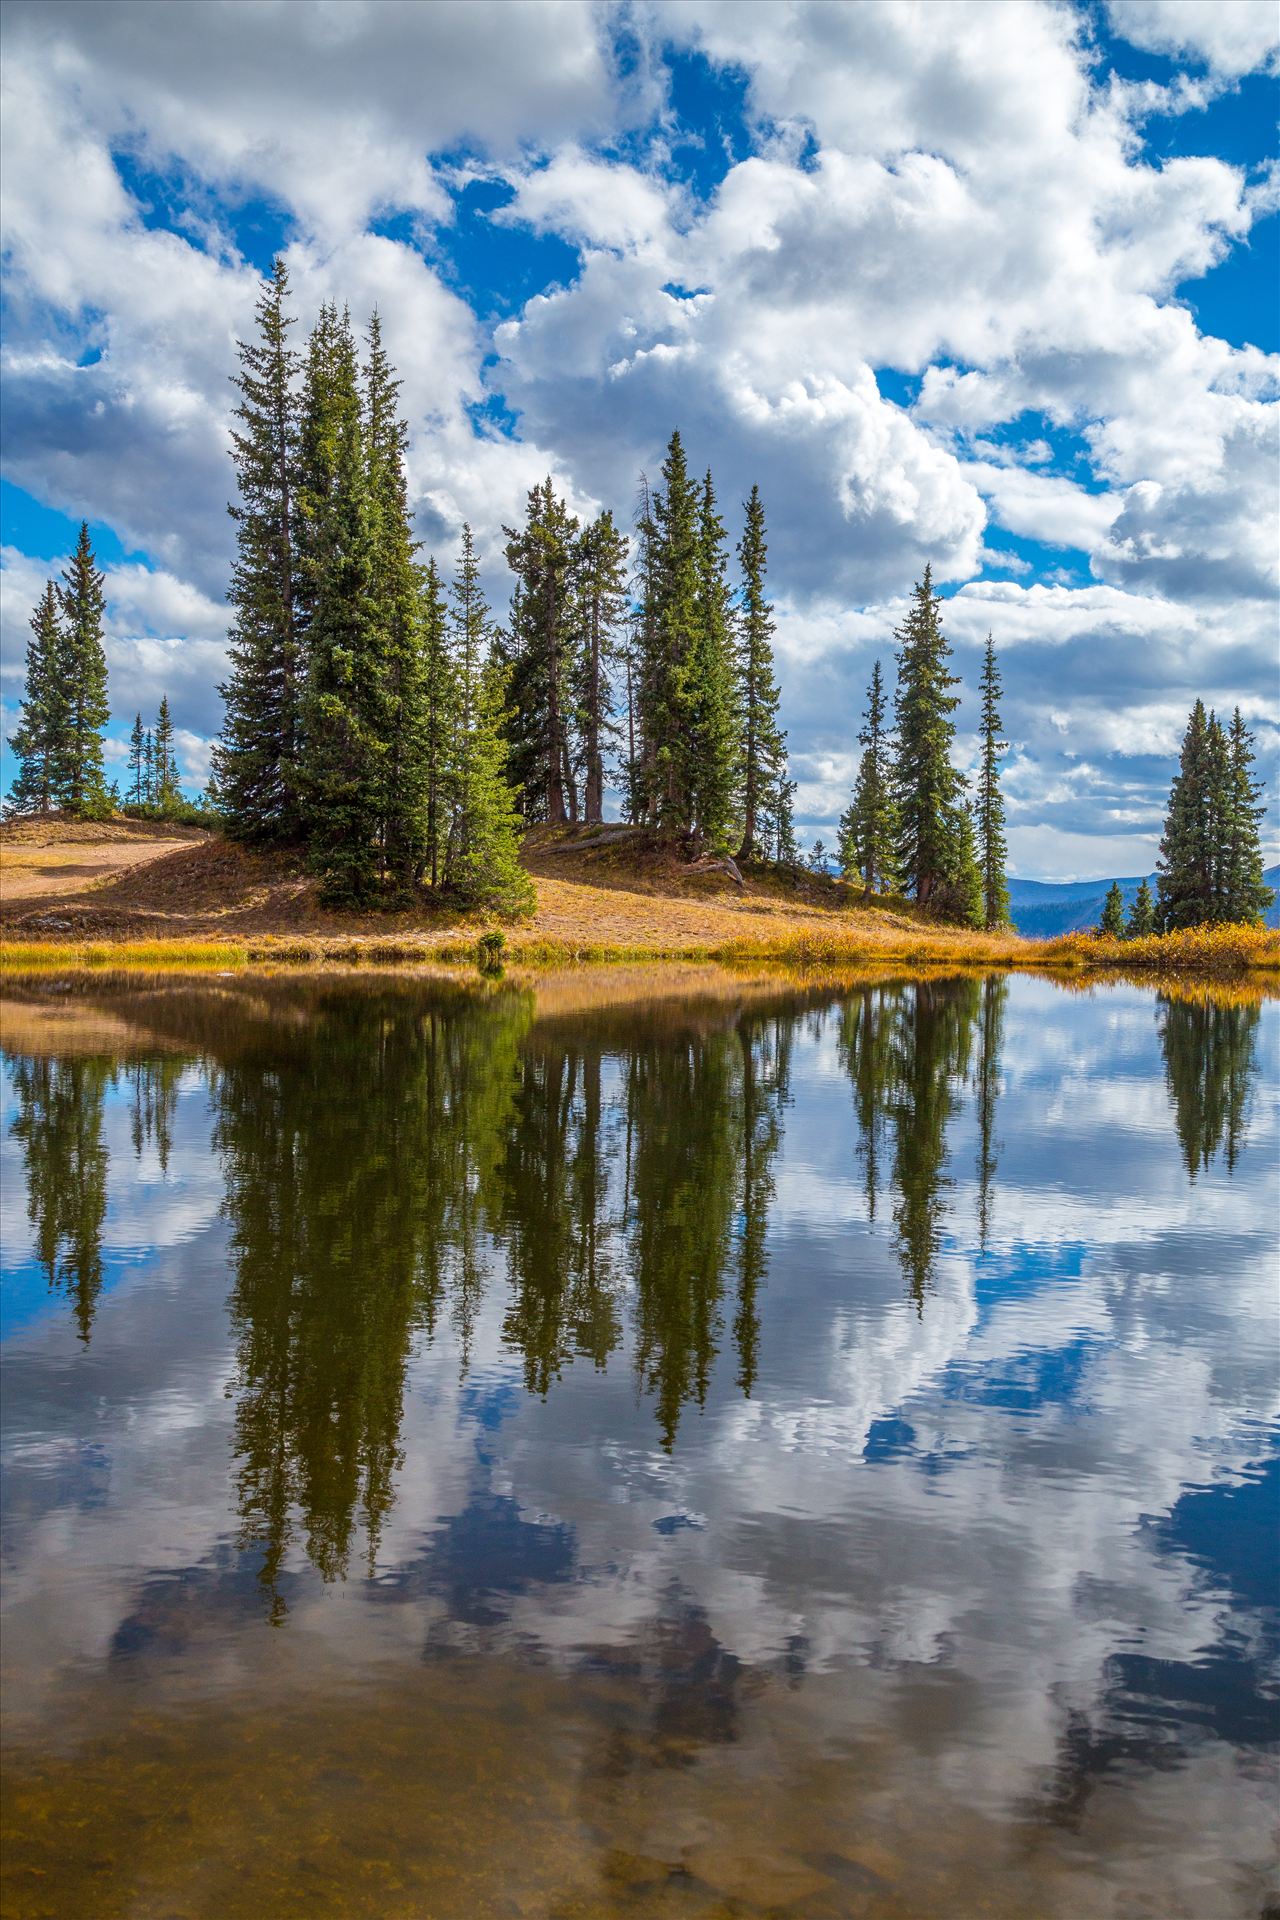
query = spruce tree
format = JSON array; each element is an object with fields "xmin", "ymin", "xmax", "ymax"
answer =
[
  {"xmin": 503, "ymin": 479, "xmax": 580, "ymax": 824},
  {"xmin": 734, "ymin": 485, "xmax": 786, "ymax": 863},
  {"xmin": 153, "ymin": 695, "xmax": 181, "ymax": 812},
  {"xmin": 213, "ymin": 258, "xmax": 302, "ymax": 843},
  {"xmin": 647, "ymin": 430, "xmax": 702, "ymax": 829},
  {"xmin": 807, "ymin": 838, "xmax": 829, "ymax": 875},
  {"xmin": 451, "ymin": 655, "xmax": 534, "ymax": 915},
  {"xmin": 839, "ymin": 659, "xmax": 898, "ymax": 895},
  {"xmin": 1126, "ymin": 877, "xmax": 1156, "ymax": 937},
  {"xmin": 892, "ymin": 566, "xmax": 967, "ymax": 912},
  {"xmin": 1221, "ymin": 708, "xmax": 1274, "ymax": 924},
  {"xmin": 573, "ymin": 509, "xmax": 628, "ymax": 824},
  {"xmin": 775, "ymin": 774, "xmax": 799, "ymax": 870},
  {"xmin": 297, "ymin": 305, "xmax": 382, "ymax": 906},
  {"xmin": 364, "ymin": 311, "xmax": 428, "ymax": 897},
  {"xmin": 126, "ymin": 712, "xmax": 146, "ymax": 809},
  {"xmin": 418, "ymin": 557, "xmax": 456, "ymax": 889},
  {"xmin": 976, "ymin": 633, "xmax": 1010, "ymax": 928},
  {"xmin": 1099, "ymin": 881, "xmax": 1126, "ymax": 937},
  {"xmin": 143, "ymin": 728, "xmax": 155, "ymax": 806},
  {"xmin": 1157, "ymin": 701, "xmax": 1215, "ymax": 931},
  {"xmin": 57, "ymin": 522, "xmax": 111, "ymax": 817},
  {"xmin": 7, "ymin": 582, "xmax": 67, "ymax": 814},
  {"xmin": 685, "ymin": 469, "xmax": 739, "ymax": 847}
]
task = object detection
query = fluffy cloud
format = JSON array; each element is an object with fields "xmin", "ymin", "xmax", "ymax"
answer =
[{"xmin": 1106, "ymin": 0, "xmax": 1280, "ymax": 78}]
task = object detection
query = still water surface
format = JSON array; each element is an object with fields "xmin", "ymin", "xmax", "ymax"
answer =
[{"xmin": 1, "ymin": 971, "xmax": 1276, "ymax": 1919}]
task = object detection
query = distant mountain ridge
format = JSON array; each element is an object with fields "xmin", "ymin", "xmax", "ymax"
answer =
[{"xmin": 1006, "ymin": 867, "xmax": 1280, "ymax": 937}]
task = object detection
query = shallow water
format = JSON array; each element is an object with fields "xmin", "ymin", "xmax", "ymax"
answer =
[{"xmin": 1, "ymin": 970, "xmax": 1276, "ymax": 1919}]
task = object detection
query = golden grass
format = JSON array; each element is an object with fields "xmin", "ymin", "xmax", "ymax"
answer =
[{"xmin": 2, "ymin": 919, "xmax": 1276, "ymax": 985}]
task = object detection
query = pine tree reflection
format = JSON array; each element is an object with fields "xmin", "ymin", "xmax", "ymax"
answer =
[
  {"xmin": 7, "ymin": 1054, "xmax": 111, "ymax": 1342},
  {"xmin": 1157, "ymin": 992, "xmax": 1261, "ymax": 1177}
]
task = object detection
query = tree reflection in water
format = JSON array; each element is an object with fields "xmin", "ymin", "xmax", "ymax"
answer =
[{"xmin": 3, "ymin": 974, "xmax": 1265, "ymax": 1613}]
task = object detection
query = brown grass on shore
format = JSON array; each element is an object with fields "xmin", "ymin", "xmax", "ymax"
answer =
[{"xmin": 1, "ymin": 817, "xmax": 1275, "ymax": 982}]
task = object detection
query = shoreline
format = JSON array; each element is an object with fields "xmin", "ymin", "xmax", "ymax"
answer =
[{"xmin": 2, "ymin": 921, "xmax": 1276, "ymax": 984}]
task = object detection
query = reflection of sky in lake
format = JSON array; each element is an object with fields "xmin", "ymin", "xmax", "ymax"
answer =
[{"xmin": 1, "ymin": 976, "xmax": 1276, "ymax": 1919}]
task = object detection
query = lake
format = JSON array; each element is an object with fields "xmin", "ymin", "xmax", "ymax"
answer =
[{"xmin": 1, "ymin": 969, "xmax": 1276, "ymax": 1919}]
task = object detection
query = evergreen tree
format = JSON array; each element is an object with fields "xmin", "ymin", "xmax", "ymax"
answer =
[
  {"xmin": 892, "ymin": 566, "xmax": 968, "ymax": 912},
  {"xmin": 734, "ymin": 485, "xmax": 786, "ymax": 863},
  {"xmin": 7, "ymin": 582, "xmax": 67, "ymax": 814},
  {"xmin": 976, "ymin": 633, "xmax": 1010, "ymax": 928},
  {"xmin": 364, "ymin": 312, "xmax": 428, "ymax": 897},
  {"xmin": 126, "ymin": 712, "xmax": 146, "ymax": 808},
  {"xmin": 625, "ymin": 474, "xmax": 660, "ymax": 822},
  {"xmin": 838, "ymin": 659, "xmax": 898, "ymax": 895},
  {"xmin": 932, "ymin": 801, "xmax": 984, "ymax": 927},
  {"xmin": 1099, "ymin": 880, "xmax": 1126, "ymax": 937},
  {"xmin": 451, "ymin": 654, "xmax": 534, "ymax": 915},
  {"xmin": 645, "ymin": 430, "xmax": 703, "ymax": 829},
  {"xmin": 685, "ymin": 469, "xmax": 739, "ymax": 847},
  {"xmin": 573, "ymin": 509, "xmax": 628, "ymax": 824},
  {"xmin": 1126, "ymin": 877, "xmax": 1156, "ymax": 937},
  {"xmin": 56, "ymin": 522, "xmax": 111, "ymax": 817},
  {"xmin": 1157, "ymin": 701, "xmax": 1217, "ymax": 930},
  {"xmin": 143, "ymin": 727, "xmax": 155, "ymax": 806},
  {"xmin": 503, "ymin": 479, "xmax": 580, "ymax": 824},
  {"xmin": 153, "ymin": 695, "xmax": 181, "ymax": 812},
  {"xmin": 297, "ymin": 305, "xmax": 382, "ymax": 906},
  {"xmin": 213, "ymin": 258, "xmax": 302, "ymax": 843},
  {"xmin": 1221, "ymin": 708, "xmax": 1274, "ymax": 924},
  {"xmin": 447, "ymin": 528, "xmax": 531, "ymax": 912},
  {"xmin": 418, "ymin": 557, "xmax": 456, "ymax": 889},
  {"xmin": 807, "ymin": 838, "xmax": 829, "ymax": 874}
]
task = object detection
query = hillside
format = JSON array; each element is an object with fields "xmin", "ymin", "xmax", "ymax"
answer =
[{"xmin": 0, "ymin": 816, "xmax": 930, "ymax": 951}]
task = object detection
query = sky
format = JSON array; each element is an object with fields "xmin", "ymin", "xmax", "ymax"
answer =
[{"xmin": 0, "ymin": 0, "xmax": 1276, "ymax": 879}]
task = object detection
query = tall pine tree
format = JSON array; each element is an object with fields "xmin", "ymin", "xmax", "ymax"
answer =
[
  {"xmin": 839, "ymin": 659, "xmax": 899, "ymax": 895},
  {"xmin": 1157, "ymin": 700, "xmax": 1216, "ymax": 931},
  {"xmin": 1221, "ymin": 708, "xmax": 1273, "ymax": 924},
  {"xmin": 733, "ymin": 484, "xmax": 786, "ymax": 863},
  {"xmin": 417, "ymin": 557, "xmax": 456, "ymax": 889},
  {"xmin": 57, "ymin": 522, "xmax": 110, "ymax": 817},
  {"xmin": 976, "ymin": 633, "xmax": 1010, "ymax": 928},
  {"xmin": 126, "ymin": 711, "xmax": 146, "ymax": 808},
  {"xmin": 213, "ymin": 258, "xmax": 302, "ymax": 843},
  {"xmin": 892, "ymin": 566, "xmax": 968, "ymax": 914},
  {"xmin": 645, "ymin": 430, "xmax": 702, "ymax": 829},
  {"xmin": 152, "ymin": 695, "xmax": 181, "ymax": 812},
  {"xmin": 446, "ymin": 528, "xmax": 530, "ymax": 912},
  {"xmin": 573, "ymin": 509, "xmax": 628, "ymax": 825},
  {"xmin": 7, "ymin": 582, "xmax": 67, "ymax": 815},
  {"xmin": 297, "ymin": 305, "xmax": 382, "ymax": 906},
  {"xmin": 685, "ymin": 469, "xmax": 739, "ymax": 847},
  {"xmin": 503, "ymin": 478, "xmax": 579, "ymax": 824}
]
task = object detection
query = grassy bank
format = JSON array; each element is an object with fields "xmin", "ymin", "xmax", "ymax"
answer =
[{"xmin": 2, "ymin": 920, "xmax": 1275, "ymax": 980}]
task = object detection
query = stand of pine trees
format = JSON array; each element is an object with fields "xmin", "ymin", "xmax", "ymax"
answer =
[
  {"xmin": 211, "ymin": 266, "xmax": 531, "ymax": 913},
  {"xmin": 1155, "ymin": 702, "xmax": 1273, "ymax": 929},
  {"xmin": 7, "ymin": 524, "xmax": 112, "ymax": 819}
]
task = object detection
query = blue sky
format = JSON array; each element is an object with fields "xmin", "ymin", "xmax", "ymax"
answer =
[{"xmin": 1, "ymin": 0, "xmax": 1276, "ymax": 876}]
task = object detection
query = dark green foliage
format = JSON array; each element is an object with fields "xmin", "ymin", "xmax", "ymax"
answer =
[
  {"xmin": 446, "ymin": 528, "xmax": 532, "ymax": 915},
  {"xmin": 931, "ymin": 802, "xmax": 984, "ymax": 928},
  {"xmin": 7, "ymin": 1054, "xmax": 111, "ymax": 1343},
  {"xmin": 1099, "ymin": 880, "xmax": 1126, "ymax": 937},
  {"xmin": 734, "ymin": 485, "xmax": 787, "ymax": 862},
  {"xmin": 1221, "ymin": 709, "xmax": 1274, "ymax": 924},
  {"xmin": 503, "ymin": 479, "xmax": 580, "ymax": 823},
  {"xmin": 56, "ymin": 523, "xmax": 111, "ymax": 817},
  {"xmin": 643, "ymin": 429, "xmax": 703, "ymax": 829},
  {"xmin": 1157, "ymin": 702, "xmax": 1273, "ymax": 929},
  {"xmin": 892, "ymin": 566, "xmax": 969, "ymax": 915},
  {"xmin": 1126, "ymin": 877, "xmax": 1156, "ymax": 937},
  {"xmin": 6, "ymin": 582, "xmax": 67, "ymax": 815},
  {"xmin": 839, "ymin": 659, "xmax": 899, "ymax": 895},
  {"xmin": 364, "ymin": 312, "xmax": 430, "ymax": 899},
  {"xmin": 685, "ymin": 469, "xmax": 740, "ymax": 847},
  {"xmin": 1158, "ymin": 992, "xmax": 1261, "ymax": 1177},
  {"xmin": 573, "ymin": 510, "xmax": 629, "ymax": 825},
  {"xmin": 418, "ymin": 558, "xmax": 456, "ymax": 889},
  {"xmin": 214, "ymin": 258, "xmax": 303, "ymax": 843},
  {"xmin": 126, "ymin": 712, "xmax": 146, "ymax": 807},
  {"xmin": 152, "ymin": 695, "xmax": 181, "ymax": 811},
  {"xmin": 977, "ymin": 633, "xmax": 1010, "ymax": 928},
  {"xmin": 775, "ymin": 773, "xmax": 800, "ymax": 869}
]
